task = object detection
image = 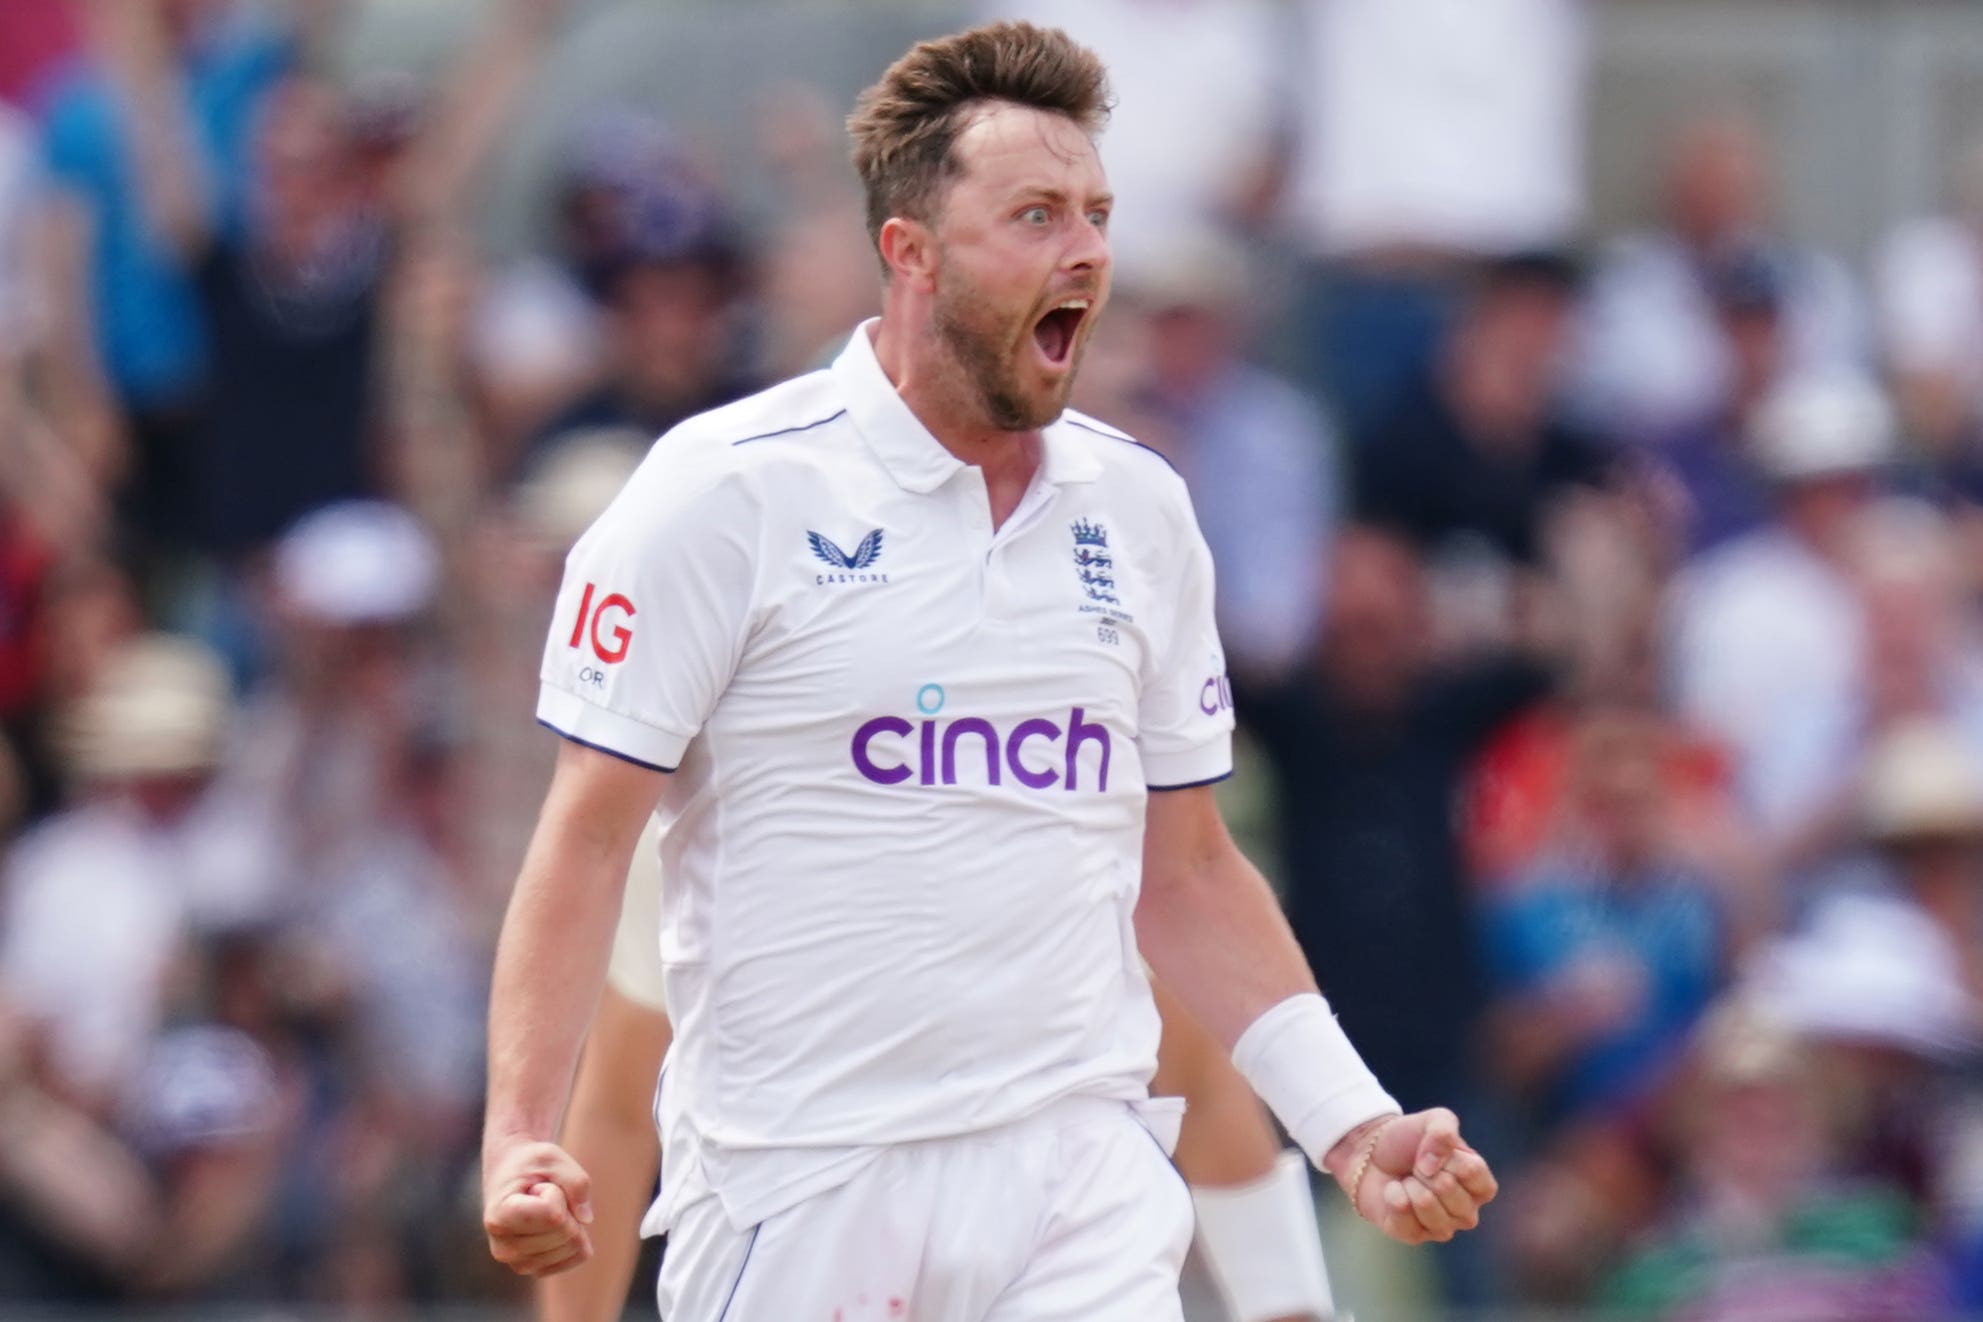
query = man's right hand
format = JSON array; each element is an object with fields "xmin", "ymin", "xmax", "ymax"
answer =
[{"xmin": 482, "ymin": 1139, "xmax": 596, "ymax": 1277}]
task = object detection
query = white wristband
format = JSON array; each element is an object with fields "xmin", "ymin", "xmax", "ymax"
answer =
[
  {"xmin": 1193, "ymin": 1150, "xmax": 1337, "ymax": 1322},
  {"xmin": 1232, "ymin": 993, "xmax": 1400, "ymax": 1169}
]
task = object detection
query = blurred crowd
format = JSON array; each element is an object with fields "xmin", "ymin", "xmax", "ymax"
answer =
[{"xmin": 4, "ymin": 1, "xmax": 1983, "ymax": 1318}]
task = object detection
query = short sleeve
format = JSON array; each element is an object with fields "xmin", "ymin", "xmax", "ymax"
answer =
[
  {"xmin": 536, "ymin": 440, "xmax": 759, "ymax": 772},
  {"xmin": 605, "ymin": 815, "xmax": 667, "ymax": 1012},
  {"xmin": 1136, "ymin": 499, "xmax": 1235, "ymax": 789}
]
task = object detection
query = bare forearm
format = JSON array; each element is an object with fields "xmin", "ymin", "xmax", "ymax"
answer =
[
  {"xmin": 485, "ymin": 806, "xmax": 643, "ymax": 1157},
  {"xmin": 1136, "ymin": 846, "xmax": 1316, "ymax": 1049},
  {"xmin": 100, "ymin": 6, "xmax": 211, "ymax": 256},
  {"xmin": 399, "ymin": 2, "xmax": 562, "ymax": 229},
  {"xmin": 1139, "ymin": 787, "xmax": 1399, "ymax": 1177}
]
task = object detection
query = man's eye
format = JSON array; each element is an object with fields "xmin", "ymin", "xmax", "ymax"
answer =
[
  {"xmin": 1021, "ymin": 206, "xmax": 1050, "ymax": 225},
  {"xmin": 1088, "ymin": 211, "xmax": 1110, "ymax": 230}
]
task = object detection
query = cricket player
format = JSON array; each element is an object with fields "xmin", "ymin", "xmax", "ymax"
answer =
[
  {"xmin": 539, "ymin": 822, "xmax": 1343, "ymax": 1322},
  {"xmin": 484, "ymin": 21, "xmax": 1496, "ymax": 1319}
]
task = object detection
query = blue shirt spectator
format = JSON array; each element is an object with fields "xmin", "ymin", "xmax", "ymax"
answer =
[
  {"xmin": 1487, "ymin": 861, "xmax": 1723, "ymax": 1118},
  {"xmin": 1482, "ymin": 712, "xmax": 1729, "ymax": 1123},
  {"xmin": 39, "ymin": 11, "xmax": 288, "ymax": 408}
]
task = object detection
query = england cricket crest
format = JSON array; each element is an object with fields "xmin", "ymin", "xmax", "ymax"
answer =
[{"xmin": 1070, "ymin": 518, "xmax": 1129, "ymax": 621}]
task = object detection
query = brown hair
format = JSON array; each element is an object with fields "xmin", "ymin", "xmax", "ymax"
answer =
[{"xmin": 848, "ymin": 21, "xmax": 1111, "ymax": 263}]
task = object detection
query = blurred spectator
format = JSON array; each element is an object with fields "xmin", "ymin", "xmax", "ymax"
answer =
[
  {"xmin": 4, "ymin": 94, "xmax": 122, "ymax": 534},
  {"xmin": 1855, "ymin": 500, "xmax": 1983, "ymax": 756},
  {"xmin": 0, "ymin": 634, "xmax": 270, "ymax": 1109},
  {"xmin": 241, "ymin": 501, "xmax": 439, "ymax": 872},
  {"xmin": 1577, "ymin": 110, "xmax": 1867, "ymax": 442},
  {"xmin": 458, "ymin": 436, "xmax": 644, "ymax": 910},
  {"xmin": 1280, "ymin": 0, "xmax": 1587, "ymax": 443},
  {"xmin": 1354, "ymin": 251, "xmax": 1616, "ymax": 571},
  {"xmin": 37, "ymin": 0, "xmax": 292, "ymax": 550},
  {"xmin": 1599, "ymin": 1005, "xmax": 1948, "ymax": 1321},
  {"xmin": 751, "ymin": 84, "xmax": 879, "ymax": 378},
  {"xmin": 221, "ymin": 501, "xmax": 487, "ymax": 1302},
  {"xmin": 181, "ymin": 72, "xmax": 389, "ymax": 558},
  {"xmin": 988, "ymin": 0, "xmax": 1284, "ymax": 273},
  {"xmin": 1668, "ymin": 374, "xmax": 1894, "ymax": 861},
  {"xmin": 521, "ymin": 115, "xmax": 758, "ymax": 474},
  {"xmin": 1481, "ymin": 709, "xmax": 1731, "ymax": 1127},
  {"xmin": 1876, "ymin": 135, "xmax": 1983, "ymax": 496},
  {"xmin": 1080, "ymin": 229, "xmax": 1339, "ymax": 686},
  {"xmin": 1249, "ymin": 527, "xmax": 1553, "ymax": 1115},
  {"xmin": 247, "ymin": 503, "xmax": 482, "ymax": 1116},
  {"xmin": 0, "ymin": 986, "xmax": 156, "ymax": 1301},
  {"xmin": 404, "ymin": 2, "xmax": 603, "ymax": 475},
  {"xmin": 1747, "ymin": 891, "xmax": 1973, "ymax": 1214},
  {"xmin": 1817, "ymin": 721, "xmax": 1983, "ymax": 1313},
  {"xmin": 1640, "ymin": 247, "xmax": 1794, "ymax": 556},
  {"xmin": 1856, "ymin": 720, "xmax": 1983, "ymax": 1000},
  {"xmin": 465, "ymin": 254, "xmax": 602, "ymax": 468},
  {"xmin": 116, "ymin": 1020, "xmax": 285, "ymax": 1299}
]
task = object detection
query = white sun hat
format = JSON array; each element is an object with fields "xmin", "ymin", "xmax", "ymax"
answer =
[
  {"xmin": 1745, "ymin": 891, "xmax": 1979, "ymax": 1059},
  {"xmin": 274, "ymin": 501, "xmax": 440, "ymax": 625},
  {"xmin": 1749, "ymin": 372, "xmax": 1897, "ymax": 483}
]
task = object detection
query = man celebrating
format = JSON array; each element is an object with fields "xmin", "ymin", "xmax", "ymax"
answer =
[{"xmin": 483, "ymin": 21, "xmax": 1495, "ymax": 1319}]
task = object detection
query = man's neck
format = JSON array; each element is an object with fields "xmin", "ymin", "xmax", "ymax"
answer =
[{"xmin": 871, "ymin": 314, "xmax": 1042, "ymax": 521}]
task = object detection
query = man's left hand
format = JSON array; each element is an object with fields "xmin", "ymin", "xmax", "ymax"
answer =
[{"xmin": 1324, "ymin": 1108, "xmax": 1497, "ymax": 1245}]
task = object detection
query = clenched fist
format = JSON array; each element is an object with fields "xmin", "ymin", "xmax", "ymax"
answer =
[
  {"xmin": 482, "ymin": 1139, "xmax": 596, "ymax": 1277},
  {"xmin": 1326, "ymin": 1107, "xmax": 1498, "ymax": 1245}
]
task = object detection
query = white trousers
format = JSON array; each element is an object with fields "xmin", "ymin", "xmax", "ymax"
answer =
[{"xmin": 655, "ymin": 1097, "xmax": 1194, "ymax": 1322}]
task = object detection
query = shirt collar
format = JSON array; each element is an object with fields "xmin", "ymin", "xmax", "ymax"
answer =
[{"xmin": 831, "ymin": 319, "xmax": 1101, "ymax": 493}]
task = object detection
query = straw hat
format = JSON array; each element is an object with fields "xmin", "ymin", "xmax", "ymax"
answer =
[
  {"xmin": 1861, "ymin": 718, "xmax": 1983, "ymax": 845},
  {"xmin": 57, "ymin": 634, "xmax": 232, "ymax": 781}
]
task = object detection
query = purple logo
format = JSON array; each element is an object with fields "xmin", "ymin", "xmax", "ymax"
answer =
[
  {"xmin": 851, "ymin": 707, "xmax": 1113, "ymax": 791},
  {"xmin": 1199, "ymin": 674, "xmax": 1234, "ymax": 716}
]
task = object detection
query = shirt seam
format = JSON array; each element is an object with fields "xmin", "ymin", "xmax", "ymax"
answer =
[{"xmin": 730, "ymin": 407, "xmax": 848, "ymax": 447}]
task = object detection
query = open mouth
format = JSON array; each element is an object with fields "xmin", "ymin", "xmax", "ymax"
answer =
[{"xmin": 1031, "ymin": 299, "xmax": 1090, "ymax": 368}]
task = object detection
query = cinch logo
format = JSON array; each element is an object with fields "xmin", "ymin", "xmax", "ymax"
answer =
[
  {"xmin": 568, "ymin": 582, "xmax": 635, "ymax": 664},
  {"xmin": 850, "ymin": 706, "xmax": 1114, "ymax": 791},
  {"xmin": 1200, "ymin": 674, "xmax": 1234, "ymax": 716}
]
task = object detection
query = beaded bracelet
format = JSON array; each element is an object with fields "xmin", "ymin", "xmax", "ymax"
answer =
[{"xmin": 1346, "ymin": 1116, "xmax": 1398, "ymax": 1223}]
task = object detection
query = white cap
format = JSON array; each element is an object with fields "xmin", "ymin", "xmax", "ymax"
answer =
[
  {"xmin": 1746, "ymin": 892, "xmax": 1978, "ymax": 1058},
  {"xmin": 58, "ymin": 633, "xmax": 232, "ymax": 780},
  {"xmin": 1862, "ymin": 717, "xmax": 1983, "ymax": 844},
  {"xmin": 1749, "ymin": 373, "xmax": 1896, "ymax": 483},
  {"xmin": 274, "ymin": 501, "xmax": 439, "ymax": 625}
]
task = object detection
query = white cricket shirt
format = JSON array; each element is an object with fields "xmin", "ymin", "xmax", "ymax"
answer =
[{"xmin": 537, "ymin": 321, "xmax": 1234, "ymax": 1229}]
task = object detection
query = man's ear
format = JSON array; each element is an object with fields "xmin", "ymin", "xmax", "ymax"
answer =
[{"xmin": 878, "ymin": 215, "xmax": 938, "ymax": 294}]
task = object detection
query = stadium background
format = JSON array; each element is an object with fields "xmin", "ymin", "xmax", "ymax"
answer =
[{"xmin": 4, "ymin": 1, "xmax": 1983, "ymax": 1319}]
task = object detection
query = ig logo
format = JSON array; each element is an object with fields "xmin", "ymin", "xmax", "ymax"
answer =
[{"xmin": 568, "ymin": 582, "xmax": 637, "ymax": 664}]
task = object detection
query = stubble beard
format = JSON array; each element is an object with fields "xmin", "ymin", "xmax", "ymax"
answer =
[{"xmin": 932, "ymin": 282, "xmax": 1078, "ymax": 433}]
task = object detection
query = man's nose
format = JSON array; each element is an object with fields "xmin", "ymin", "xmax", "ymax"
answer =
[{"xmin": 1063, "ymin": 218, "xmax": 1110, "ymax": 279}]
